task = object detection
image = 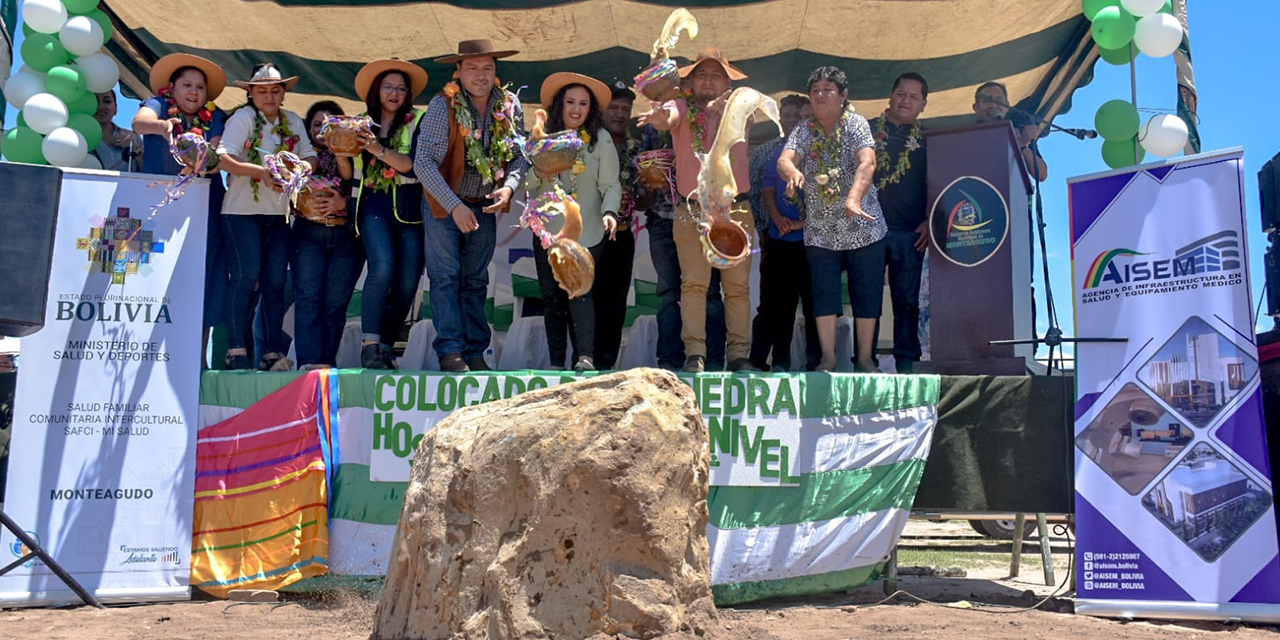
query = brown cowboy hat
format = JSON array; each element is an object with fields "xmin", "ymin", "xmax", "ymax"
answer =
[
  {"xmin": 678, "ymin": 47, "xmax": 747, "ymax": 81},
  {"xmin": 150, "ymin": 53, "xmax": 227, "ymax": 99},
  {"xmin": 355, "ymin": 58, "xmax": 430, "ymax": 101},
  {"xmin": 540, "ymin": 72, "xmax": 611, "ymax": 112},
  {"xmin": 434, "ymin": 39, "xmax": 519, "ymax": 65},
  {"xmin": 232, "ymin": 63, "xmax": 300, "ymax": 91}
]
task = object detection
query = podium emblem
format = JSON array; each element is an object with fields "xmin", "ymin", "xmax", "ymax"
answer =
[{"xmin": 929, "ymin": 176, "xmax": 1009, "ymax": 267}]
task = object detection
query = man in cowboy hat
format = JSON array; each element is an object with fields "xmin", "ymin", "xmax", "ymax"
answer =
[
  {"xmin": 414, "ymin": 39, "xmax": 529, "ymax": 373},
  {"xmin": 638, "ymin": 47, "xmax": 757, "ymax": 373}
]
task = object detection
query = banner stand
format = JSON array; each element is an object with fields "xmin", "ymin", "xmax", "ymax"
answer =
[{"xmin": 0, "ymin": 510, "xmax": 102, "ymax": 608}]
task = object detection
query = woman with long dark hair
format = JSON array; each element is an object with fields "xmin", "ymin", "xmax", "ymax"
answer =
[
  {"xmin": 336, "ymin": 59, "xmax": 428, "ymax": 370},
  {"xmin": 132, "ymin": 54, "xmax": 228, "ymax": 367},
  {"xmin": 523, "ymin": 72, "xmax": 621, "ymax": 372},
  {"xmin": 290, "ymin": 100, "xmax": 363, "ymax": 369},
  {"xmin": 216, "ymin": 63, "xmax": 318, "ymax": 370}
]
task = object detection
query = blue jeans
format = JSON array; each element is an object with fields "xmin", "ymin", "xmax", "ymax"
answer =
[
  {"xmin": 358, "ymin": 191, "xmax": 425, "ymax": 346},
  {"xmin": 225, "ymin": 214, "xmax": 291, "ymax": 353},
  {"xmin": 884, "ymin": 230, "xmax": 924, "ymax": 364},
  {"xmin": 424, "ymin": 202, "xmax": 496, "ymax": 360},
  {"xmin": 807, "ymin": 240, "xmax": 886, "ymax": 318},
  {"xmin": 646, "ymin": 214, "xmax": 725, "ymax": 369},
  {"xmin": 291, "ymin": 219, "xmax": 364, "ymax": 366}
]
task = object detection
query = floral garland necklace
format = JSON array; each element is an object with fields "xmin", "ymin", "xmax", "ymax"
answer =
[
  {"xmin": 873, "ymin": 112, "xmax": 923, "ymax": 191},
  {"xmin": 686, "ymin": 98, "xmax": 711, "ymax": 154},
  {"xmin": 805, "ymin": 103, "xmax": 854, "ymax": 206},
  {"xmin": 362, "ymin": 111, "xmax": 418, "ymax": 193},
  {"xmin": 238, "ymin": 107, "xmax": 300, "ymax": 201},
  {"xmin": 444, "ymin": 81, "xmax": 520, "ymax": 185},
  {"xmin": 158, "ymin": 84, "xmax": 217, "ymax": 138}
]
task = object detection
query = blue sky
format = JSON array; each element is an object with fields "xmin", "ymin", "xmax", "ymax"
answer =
[{"xmin": 5, "ymin": 4, "xmax": 1277, "ymax": 346}]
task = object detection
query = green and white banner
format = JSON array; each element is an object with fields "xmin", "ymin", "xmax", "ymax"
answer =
[{"xmin": 197, "ymin": 370, "xmax": 939, "ymax": 605}]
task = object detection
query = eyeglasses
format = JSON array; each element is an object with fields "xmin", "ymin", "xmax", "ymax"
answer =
[{"xmin": 382, "ymin": 86, "xmax": 410, "ymax": 95}]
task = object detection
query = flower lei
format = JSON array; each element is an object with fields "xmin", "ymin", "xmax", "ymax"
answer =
[
  {"xmin": 805, "ymin": 104, "xmax": 854, "ymax": 206},
  {"xmin": 158, "ymin": 83, "xmax": 217, "ymax": 138},
  {"xmin": 686, "ymin": 102, "xmax": 711, "ymax": 154},
  {"xmin": 363, "ymin": 111, "xmax": 417, "ymax": 193},
  {"xmin": 239, "ymin": 108, "xmax": 301, "ymax": 201},
  {"xmin": 873, "ymin": 112, "xmax": 923, "ymax": 191},
  {"xmin": 443, "ymin": 81, "xmax": 521, "ymax": 185}
]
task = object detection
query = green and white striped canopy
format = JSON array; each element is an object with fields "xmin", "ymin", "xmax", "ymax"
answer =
[{"xmin": 99, "ymin": 0, "xmax": 1100, "ymax": 128}]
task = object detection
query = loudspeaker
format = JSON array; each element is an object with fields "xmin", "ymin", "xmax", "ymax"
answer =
[
  {"xmin": 0, "ymin": 163, "xmax": 62, "ymax": 337},
  {"xmin": 1267, "ymin": 241, "xmax": 1280, "ymax": 318},
  {"xmin": 1260, "ymin": 152, "xmax": 1280, "ymax": 233}
]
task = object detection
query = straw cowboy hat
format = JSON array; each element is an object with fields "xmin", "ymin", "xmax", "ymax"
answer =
[
  {"xmin": 149, "ymin": 53, "xmax": 227, "ymax": 99},
  {"xmin": 540, "ymin": 72, "xmax": 611, "ymax": 111},
  {"xmin": 678, "ymin": 47, "xmax": 748, "ymax": 81},
  {"xmin": 434, "ymin": 39, "xmax": 519, "ymax": 65},
  {"xmin": 232, "ymin": 63, "xmax": 300, "ymax": 91},
  {"xmin": 355, "ymin": 58, "xmax": 430, "ymax": 101}
]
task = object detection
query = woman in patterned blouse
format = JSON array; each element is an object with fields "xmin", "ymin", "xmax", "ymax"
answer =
[{"xmin": 778, "ymin": 66, "xmax": 888, "ymax": 373}]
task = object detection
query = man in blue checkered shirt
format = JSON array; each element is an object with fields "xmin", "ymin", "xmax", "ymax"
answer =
[{"xmin": 414, "ymin": 39, "xmax": 529, "ymax": 373}]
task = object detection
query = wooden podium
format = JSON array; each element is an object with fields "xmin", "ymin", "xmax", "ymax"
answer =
[{"xmin": 919, "ymin": 121, "xmax": 1034, "ymax": 375}]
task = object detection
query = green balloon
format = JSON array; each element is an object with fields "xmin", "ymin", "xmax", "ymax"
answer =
[
  {"xmin": 70, "ymin": 91, "xmax": 100, "ymax": 115},
  {"xmin": 1095, "ymin": 99, "xmax": 1141, "ymax": 140},
  {"xmin": 1161, "ymin": 0, "xmax": 1173, "ymax": 14},
  {"xmin": 17, "ymin": 112, "xmax": 27, "ymax": 128},
  {"xmin": 21, "ymin": 22, "xmax": 35, "ymax": 37},
  {"xmin": 2, "ymin": 127, "xmax": 48, "ymax": 164},
  {"xmin": 1102, "ymin": 138, "xmax": 1146, "ymax": 169},
  {"xmin": 1083, "ymin": 0, "xmax": 1120, "ymax": 20},
  {"xmin": 67, "ymin": 113, "xmax": 103, "ymax": 149},
  {"xmin": 45, "ymin": 65, "xmax": 88, "ymax": 104},
  {"xmin": 1098, "ymin": 43, "xmax": 1138, "ymax": 65},
  {"xmin": 86, "ymin": 9, "xmax": 114, "ymax": 43},
  {"xmin": 1091, "ymin": 6, "xmax": 1137, "ymax": 50},
  {"xmin": 20, "ymin": 33, "xmax": 70, "ymax": 73},
  {"xmin": 64, "ymin": 0, "xmax": 102, "ymax": 15}
]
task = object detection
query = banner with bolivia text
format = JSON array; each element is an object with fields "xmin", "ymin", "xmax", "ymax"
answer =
[{"xmin": 197, "ymin": 370, "xmax": 938, "ymax": 605}]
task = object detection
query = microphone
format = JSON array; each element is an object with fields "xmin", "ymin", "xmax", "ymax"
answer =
[{"xmin": 1062, "ymin": 127, "xmax": 1098, "ymax": 139}]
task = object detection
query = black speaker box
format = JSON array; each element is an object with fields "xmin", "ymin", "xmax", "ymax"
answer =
[
  {"xmin": 1261, "ymin": 152, "xmax": 1280, "ymax": 234},
  {"xmin": 0, "ymin": 163, "xmax": 62, "ymax": 337}
]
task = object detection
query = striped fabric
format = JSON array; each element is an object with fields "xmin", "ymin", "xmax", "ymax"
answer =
[
  {"xmin": 192, "ymin": 371, "xmax": 338, "ymax": 598},
  {"xmin": 198, "ymin": 370, "xmax": 938, "ymax": 605},
  {"xmin": 100, "ymin": 1, "xmax": 1097, "ymax": 130}
]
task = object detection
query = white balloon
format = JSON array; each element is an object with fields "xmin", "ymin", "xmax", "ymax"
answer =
[
  {"xmin": 4, "ymin": 69, "xmax": 46, "ymax": 110},
  {"xmin": 59, "ymin": 16, "xmax": 105, "ymax": 58},
  {"xmin": 1121, "ymin": 0, "xmax": 1165, "ymax": 17},
  {"xmin": 79, "ymin": 154, "xmax": 103, "ymax": 170},
  {"xmin": 20, "ymin": 65, "xmax": 48, "ymax": 79},
  {"xmin": 1139, "ymin": 114, "xmax": 1189, "ymax": 158},
  {"xmin": 22, "ymin": 0, "xmax": 69, "ymax": 34},
  {"xmin": 1134, "ymin": 13, "xmax": 1183, "ymax": 58},
  {"xmin": 75, "ymin": 52, "xmax": 121, "ymax": 93},
  {"xmin": 42, "ymin": 126, "xmax": 89, "ymax": 167},
  {"xmin": 22, "ymin": 92, "xmax": 70, "ymax": 134}
]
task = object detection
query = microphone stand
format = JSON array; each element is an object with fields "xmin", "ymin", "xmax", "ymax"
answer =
[{"xmin": 1004, "ymin": 105, "xmax": 1097, "ymax": 141}]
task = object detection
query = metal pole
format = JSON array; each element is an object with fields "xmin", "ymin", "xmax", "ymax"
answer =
[
  {"xmin": 1130, "ymin": 43, "xmax": 1140, "ymax": 165},
  {"xmin": 0, "ymin": 509, "xmax": 105, "ymax": 608}
]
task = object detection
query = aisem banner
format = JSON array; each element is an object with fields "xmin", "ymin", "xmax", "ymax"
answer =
[
  {"xmin": 0, "ymin": 170, "xmax": 207, "ymax": 607},
  {"xmin": 1070, "ymin": 150, "xmax": 1280, "ymax": 623}
]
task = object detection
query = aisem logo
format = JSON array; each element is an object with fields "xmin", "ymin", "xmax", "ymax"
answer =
[{"xmin": 1084, "ymin": 231, "xmax": 1242, "ymax": 289}]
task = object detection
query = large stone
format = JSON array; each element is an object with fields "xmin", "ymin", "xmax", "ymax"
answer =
[{"xmin": 374, "ymin": 369, "xmax": 712, "ymax": 640}]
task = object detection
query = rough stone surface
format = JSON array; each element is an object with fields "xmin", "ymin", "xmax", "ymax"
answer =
[{"xmin": 373, "ymin": 369, "xmax": 712, "ymax": 640}]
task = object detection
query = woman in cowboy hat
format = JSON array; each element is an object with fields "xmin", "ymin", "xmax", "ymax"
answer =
[
  {"xmin": 523, "ymin": 72, "xmax": 621, "ymax": 372},
  {"xmin": 132, "ymin": 53, "xmax": 229, "ymax": 368},
  {"xmin": 334, "ymin": 58, "xmax": 429, "ymax": 369},
  {"xmin": 216, "ymin": 62, "xmax": 318, "ymax": 371},
  {"xmin": 290, "ymin": 99, "xmax": 362, "ymax": 369}
]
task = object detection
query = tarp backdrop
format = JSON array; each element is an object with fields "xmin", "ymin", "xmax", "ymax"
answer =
[
  {"xmin": 1070, "ymin": 150, "xmax": 1280, "ymax": 622},
  {"xmin": 0, "ymin": 170, "xmax": 207, "ymax": 607}
]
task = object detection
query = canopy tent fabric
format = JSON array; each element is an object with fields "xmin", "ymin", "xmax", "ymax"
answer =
[
  {"xmin": 1, "ymin": 0, "xmax": 14, "ymax": 129},
  {"xmin": 99, "ymin": 0, "xmax": 1100, "ymax": 130}
]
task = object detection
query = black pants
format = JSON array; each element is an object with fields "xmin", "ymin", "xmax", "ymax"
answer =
[
  {"xmin": 593, "ymin": 231, "xmax": 635, "ymax": 370},
  {"xmin": 884, "ymin": 230, "xmax": 925, "ymax": 367},
  {"xmin": 750, "ymin": 238, "xmax": 820, "ymax": 371},
  {"xmin": 533, "ymin": 240, "xmax": 595, "ymax": 366}
]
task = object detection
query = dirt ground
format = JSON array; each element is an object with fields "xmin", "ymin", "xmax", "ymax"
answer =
[{"xmin": 3, "ymin": 521, "xmax": 1278, "ymax": 640}]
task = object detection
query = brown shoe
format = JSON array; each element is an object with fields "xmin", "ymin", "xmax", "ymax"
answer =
[
  {"xmin": 465, "ymin": 356, "xmax": 491, "ymax": 371},
  {"xmin": 440, "ymin": 353, "xmax": 470, "ymax": 373}
]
